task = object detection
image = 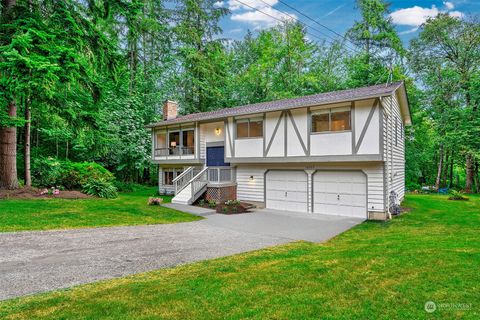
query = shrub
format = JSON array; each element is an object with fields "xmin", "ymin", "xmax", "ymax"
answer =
[
  {"xmin": 225, "ymin": 200, "xmax": 240, "ymax": 206},
  {"xmin": 448, "ymin": 190, "xmax": 469, "ymax": 201},
  {"xmin": 82, "ymin": 178, "xmax": 118, "ymax": 199},
  {"xmin": 32, "ymin": 157, "xmax": 114, "ymax": 190},
  {"xmin": 208, "ymin": 200, "xmax": 217, "ymax": 208},
  {"xmin": 198, "ymin": 199, "xmax": 206, "ymax": 206},
  {"xmin": 148, "ymin": 197, "xmax": 163, "ymax": 206},
  {"xmin": 405, "ymin": 181, "xmax": 421, "ymax": 191},
  {"xmin": 113, "ymin": 181, "xmax": 141, "ymax": 192}
]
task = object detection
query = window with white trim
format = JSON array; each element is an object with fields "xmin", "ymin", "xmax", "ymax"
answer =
[{"xmin": 311, "ymin": 106, "xmax": 351, "ymax": 133}]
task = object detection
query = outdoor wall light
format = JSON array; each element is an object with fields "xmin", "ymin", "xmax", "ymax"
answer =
[
  {"xmin": 170, "ymin": 141, "xmax": 177, "ymax": 148},
  {"xmin": 215, "ymin": 127, "xmax": 222, "ymax": 136},
  {"xmin": 249, "ymin": 175, "xmax": 254, "ymax": 181}
]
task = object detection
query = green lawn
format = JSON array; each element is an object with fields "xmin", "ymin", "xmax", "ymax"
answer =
[
  {"xmin": 0, "ymin": 187, "xmax": 200, "ymax": 232},
  {"xmin": 1, "ymin": 194, "xmax": 479, "ymax": 319}
]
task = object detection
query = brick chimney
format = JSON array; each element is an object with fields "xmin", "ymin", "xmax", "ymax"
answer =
[{"xmin": 163, "ymin": 100, "xmax": 178, "ymax": 121}]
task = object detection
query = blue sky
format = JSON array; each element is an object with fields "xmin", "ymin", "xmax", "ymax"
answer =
[{"xmin": 217, "ymin": 0, "xmax": 480, "ymax": 45}]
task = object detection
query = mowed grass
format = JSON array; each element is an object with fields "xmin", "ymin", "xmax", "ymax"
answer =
[
  {"xmin": 1, "ymin": 194, "xmax": 479, "ymax": 319},
  {"xmin": 0, "ymin": 187, "xmax": 200, "ymax": 232}
]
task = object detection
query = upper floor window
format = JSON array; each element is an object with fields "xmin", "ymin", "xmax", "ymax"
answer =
[
  {"xmin": 155, "ymin": 128, "xmax": 195, "ymax": 156},
  {"xmin": 236, "ymin": 118, "xmax": 263, "ymax": 138},
  {"xmin": 311, "ymin": 106, "xmax": 351, "ymax": 133}
]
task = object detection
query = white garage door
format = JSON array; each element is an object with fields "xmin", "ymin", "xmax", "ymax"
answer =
[
  {"xmin": 266, "ymin": 170, "xmax": 308, "ymax": 213},
  {"xmin": 313, "ymin": 171, "xmax": 367, "ymax": 218}
]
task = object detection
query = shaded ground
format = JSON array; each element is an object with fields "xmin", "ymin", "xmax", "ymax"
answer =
[{"xmin": 0, "ymin": 187, "xmax": 89, "ymax": 200}]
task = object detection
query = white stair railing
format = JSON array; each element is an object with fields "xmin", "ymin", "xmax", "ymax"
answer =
[
  {"xmin": 191, "ymin": 167, "xmax": 209, "ymax": 198},
  {"xmin": 173, "ymin": 167, "xmax": 193, "ymax": 195}
]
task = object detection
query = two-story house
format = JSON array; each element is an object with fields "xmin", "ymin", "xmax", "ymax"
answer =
[{"xmin": 146, "ymin": 81, "xmax": 411, "ymax": 220}]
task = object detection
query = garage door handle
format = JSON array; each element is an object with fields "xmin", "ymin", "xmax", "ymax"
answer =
[
  {"xmin": 337, "ymin": 194, "xmax": 340, "ymax": 200},
  {"xmin": 285, "ymin": 191, "xmax": 288, "ymax": 197}
]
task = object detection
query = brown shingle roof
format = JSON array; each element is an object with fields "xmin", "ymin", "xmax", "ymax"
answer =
[{"xmin": 146, "ymin": 81, "xmax": 404, "ymax": 128}]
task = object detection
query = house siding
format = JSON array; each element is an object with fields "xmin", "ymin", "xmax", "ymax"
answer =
[{"xmin": 382, "ymin": 95, "xmax": 405, "ymax": 209}]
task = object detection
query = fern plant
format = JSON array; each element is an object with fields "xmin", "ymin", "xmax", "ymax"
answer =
[{"xmin": 82, "ymin": 178, "xmax": 118, "ymax": 199}]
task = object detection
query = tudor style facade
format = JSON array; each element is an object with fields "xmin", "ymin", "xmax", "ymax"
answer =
[{"xmin": 147, "ymin": 82, "xmax": 411, "ymax": 220}]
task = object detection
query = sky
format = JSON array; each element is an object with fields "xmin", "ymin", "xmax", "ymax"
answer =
[{"xmin": 217, "ymin": 0, "xmax": 480, "ymax": 45}]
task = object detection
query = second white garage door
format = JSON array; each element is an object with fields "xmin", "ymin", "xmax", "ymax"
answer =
[
  {"xmin": 266, "ymin": 170, "xmax": 308, "ymax": 213},
  {"xmin": 313, "ymin": 171, "xmax": 367, "ymax": 218}
]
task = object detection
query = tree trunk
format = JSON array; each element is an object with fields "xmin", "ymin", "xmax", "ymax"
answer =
[
  {"xmin": 465, "ymin": 153, "xmax": 474, "ymax": 193},
  {"xmin": 0, "ymin": 102, "xmax": 19, "ymax": 189},
  {"xmin": 24, "ymin": 101, "xmax": 31, "ymax": 187},
  {"xmin": 441, "ymin": 149, "xmax": 449, "ymax": 188},
  {"xmin": 435, "ymin": 144, "xmax": 444, "ymax": 190},
  {"xmin": 474, "ymin": 161, "xmax": 479, "ymax": 194},
  {"xmin": 0, "ymin": 0, "xmax": 18, "ymax": 189},
  {"xmin": 449, "ymin": 151, "xmax": 454, "ymax": 188}
]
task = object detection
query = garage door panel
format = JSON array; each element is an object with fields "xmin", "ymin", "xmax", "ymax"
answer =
[
  {"xmin": 313, "ymin": 171, "xmax": 367, "ymax": 218},
  {"xmin": 266, "ymin": 170, "xmax": 308, "ymax": 213}
]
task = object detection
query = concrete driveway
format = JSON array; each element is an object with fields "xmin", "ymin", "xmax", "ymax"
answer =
[{"xmin": 0, "ymin": 207, "xmax": 363, "ymax": 300}]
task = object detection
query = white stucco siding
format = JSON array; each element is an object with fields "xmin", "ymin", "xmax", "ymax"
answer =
[
  {"xmin": 265, "ymin": 111, "xmax": 284, "ymax": 157},
  {"xmin": 287, "ymin": 109, "xmax": 308, "ymax": 156},
  {"xmin": 235, "ymin": 163, "xmax": 385, "ymax": 212},
  {"xmin": 310, "ymin": 132, "xmax": 352, "ymax": 155},
  {"xmin": 235, "ymin": 138, "xmax": 263, "ymax": 157},
  {"xmin": 354, "ymin": 99, "xmax": 380, "ymax": 155}
]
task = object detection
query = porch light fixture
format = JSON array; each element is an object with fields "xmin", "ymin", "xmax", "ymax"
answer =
[
  {"xmin": 249, "ymin": 175, "xmax": 254, "ymax": 181},
  {"xmin": 215, "ymin": 127, "xmax": 222, "ymax": 136},
  {"xmin": 170, "ymin": 141, "xmax": 177, "ymax": 148}
]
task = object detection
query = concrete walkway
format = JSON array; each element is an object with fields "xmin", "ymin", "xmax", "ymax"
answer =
[{"xmin": 0, "ymin": 207, "xmax": 363, "ymax": 301}]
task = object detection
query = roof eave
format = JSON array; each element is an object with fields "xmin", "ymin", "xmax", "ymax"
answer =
[{"xmin": 145, "ymin": 90, "xmax": 398, "ymax": 129}]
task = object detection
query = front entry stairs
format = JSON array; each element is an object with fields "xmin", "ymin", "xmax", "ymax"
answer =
[{"xmin": 171, "ymin": 167, "xmax": 208, "ymax": 205}]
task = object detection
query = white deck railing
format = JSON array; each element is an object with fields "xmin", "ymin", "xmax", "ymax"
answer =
[{"xmin": 207, "ymin": 167, "xmax": 235, "ymax": 184}]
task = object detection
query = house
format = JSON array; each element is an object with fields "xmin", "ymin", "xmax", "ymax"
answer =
[{"xmin": 146, "ymin": 81, "xmax": 411, "ymax": 220}]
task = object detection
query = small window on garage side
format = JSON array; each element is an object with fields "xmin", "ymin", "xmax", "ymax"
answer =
[
  {"xmin": 236, "ymin": 120, "xmax": 249, "ymax": 138},
  {"xmin": 312, "ymin": 106, "xmax": 351, "ymax": 133},
  {"xmin": 331, "ymin": 107, "xmax": 351, "ymax": 131},
  {"xmin": 236, "ymin": 118, "xmax": 263, "ymax": 138},
  {"xmin": 312, "ymin": 110, "xmax": 329, "ymax": 132}
]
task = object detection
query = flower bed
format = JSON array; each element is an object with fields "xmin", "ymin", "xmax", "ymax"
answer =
[{"xmin": 195, "ymin": 199, "xmax": 253, "ymax": 214}]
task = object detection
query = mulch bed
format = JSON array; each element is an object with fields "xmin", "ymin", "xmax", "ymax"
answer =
[
  {"xmin": 195, "ymin": 201, "xmax": 254, "ymax": 214},
  {"xmin": 0, "ymin": 187, "xmax": 90, "ymax": 200}
]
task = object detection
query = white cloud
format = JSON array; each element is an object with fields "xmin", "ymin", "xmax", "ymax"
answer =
[
  {"xmin": 227, "ymin": 0, "xmax": 296, "ymax": 29},
  {"xmin": 443, "ymin": 1, "xmax": 455, "ymax": 10},
  {"xmin": 390, "ymin": 5, "xmax": 464, "ymax": 27},
  {"xmin": 227, "ymin": 0, "xmax": 278, "ymax": 11}
]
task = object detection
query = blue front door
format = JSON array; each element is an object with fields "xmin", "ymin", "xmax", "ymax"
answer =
[{"xmin": 206, "ymin": 146, "xmax": 229, "ymax": 167}]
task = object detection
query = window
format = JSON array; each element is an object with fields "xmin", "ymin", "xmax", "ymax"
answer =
[
  {"xmin": 236, "ymin": 118, "xmax": 263, "ymax": 138},
  {"xmin": 167, "ymin": 129, "xmax": 195, "ymax": 155},
  {"xmin": 311, "ymin": 107, "xmax": 351, "ymax": 133},
  {"xmin": 163, "ymin": 168, "xmax": 183, "ymax": 185},
  {"xmin": 168, "ymin": 131, "xmax": 180, "ymax": 154},
  {"xmin": 182, "ymin": 129, "xmax": 195, "ymax": 154},
  {"xmin": 163, "ymin": 171, "xmax": 174, "ymax": 185}
]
